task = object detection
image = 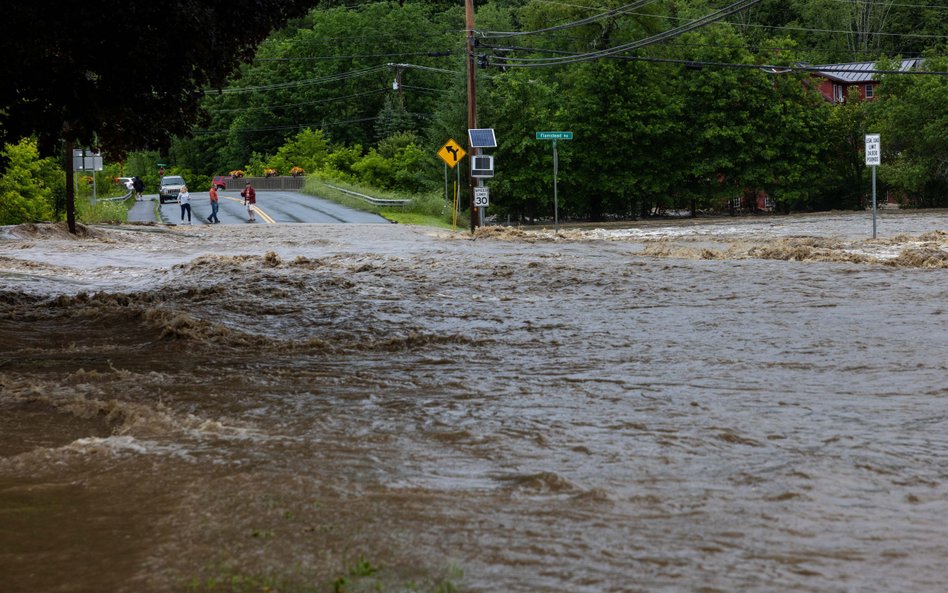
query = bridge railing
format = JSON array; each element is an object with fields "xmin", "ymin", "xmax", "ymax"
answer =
[{"xmin": 231, "ymin": 176, "xmax": 305, "ymax": 191}]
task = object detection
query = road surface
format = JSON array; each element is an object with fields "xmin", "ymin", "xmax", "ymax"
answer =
[{"xmin": 128, "ymin": 190, "xmax": 391, "ymax": 225}]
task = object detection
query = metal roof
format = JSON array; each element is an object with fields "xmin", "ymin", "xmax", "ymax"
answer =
[{"xmin": 812, "ymin": 58, "xmax": 923, "ymax": 83}]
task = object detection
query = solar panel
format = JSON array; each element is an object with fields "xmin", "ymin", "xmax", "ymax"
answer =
[{"xmin": 468, "ymin": 128, "xmax": 497, "ymax": 148}]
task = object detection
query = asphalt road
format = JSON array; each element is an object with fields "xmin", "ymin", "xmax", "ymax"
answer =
[{"xmin": 128, "ymin": 190, "xmax": 391, "ymax": 225}]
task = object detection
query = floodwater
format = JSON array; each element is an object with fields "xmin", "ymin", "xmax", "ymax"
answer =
[{"xmin": 1, "ymin": 210, "xmax": 947, "ymax": 593}]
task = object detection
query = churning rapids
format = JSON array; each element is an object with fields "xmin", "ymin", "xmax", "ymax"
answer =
[{"xmin": 1, "ymin": 210, "xmax": 947, "ymax": 593}]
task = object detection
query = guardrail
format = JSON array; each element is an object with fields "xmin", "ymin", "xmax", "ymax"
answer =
[
  {"xmin": 323, "ymin": 183, "xmax": 411, "ymax": 207},
  {"xmin": 227, "ymin": 176, "xmax": 305, "ymax": 191},
  {"xmin": 99, "ymin": 190, "xmax": 135, "ymax": 203}
]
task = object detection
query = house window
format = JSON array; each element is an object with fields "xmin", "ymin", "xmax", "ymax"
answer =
[
  {"xmin": 833, "ymin": 83, "xmax": 845, "ymax": 103},
  {"xmin": 865, "ymin": 84, "xmax": 874, "ymax": 99}
]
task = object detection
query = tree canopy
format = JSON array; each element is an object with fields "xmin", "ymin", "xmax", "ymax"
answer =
[{"xmin": 1, "ymin": 1, "xmax": 318, "ymax": 158}]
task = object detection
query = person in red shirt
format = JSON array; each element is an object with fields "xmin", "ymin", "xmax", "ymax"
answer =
[
  {"xmin": 240, "ymin": 181, "xmax": 257, "ymax": 222},
  {"xmin": 207, "ymin": 182, "xmax": 221, "ymax": 224}
]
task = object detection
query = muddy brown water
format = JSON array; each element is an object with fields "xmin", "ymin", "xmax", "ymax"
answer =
[{"xmin": 1, "ymin": 211, "xmax": 947, "ymax": 592}]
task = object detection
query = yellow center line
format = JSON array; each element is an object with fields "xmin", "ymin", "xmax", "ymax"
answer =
[{"xmin": 222, "ymin": 196, "xmax": 276, "ymax": 223}]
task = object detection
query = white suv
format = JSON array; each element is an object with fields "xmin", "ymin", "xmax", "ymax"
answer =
[{"xmin": 158, "ymin": 175, "xmax": 187, "ymax": 204}]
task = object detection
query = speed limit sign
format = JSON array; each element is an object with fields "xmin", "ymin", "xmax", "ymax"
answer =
[{"xmin": 474, "ymin": 187, "xmax": 489, "ymax": 207}]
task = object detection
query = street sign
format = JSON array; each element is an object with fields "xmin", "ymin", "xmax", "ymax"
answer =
[
  {"xmin": 72, "ymin": 149, "xmax": 103, "ymax": 171},
  {"xmin": 865, "ymin": 133, "xmax": 881, "ymax": 238},
  {"xmin": 471, "ymin": 155, "xmax": 494, "ymax": 178},
  {"xmin": 865, "ymin": 134, "xmax": 881, "ymax": 166},
  {"xmin": 536, "ymin": 131, "xmax": 573, "ymax": 140},
  {"xmin": 473, "ymin": 186, "xmax": 489, "ymax": 207},
  {"xmin": 437, "ymin": 139, "xmax": 466, "ymax": 168}
]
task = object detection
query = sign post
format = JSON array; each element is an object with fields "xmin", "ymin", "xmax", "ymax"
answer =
[
  {"xmin": 865, "ymin": 134, "xmax": 881, "ymax": 238},
  {"xmin": 468, "ymin": 129, "xmax": 497, "ymax": 229},
  {"xmin": 536, "ymin": 132, "xmax": 572, "ymax": 232},
  {"xmin": 73, "ymin": 149, "xmax": 103, "ymax": 205},
  {"xmin": 437, "ymin": 139, "xmax": 466, "ymax": 219}
]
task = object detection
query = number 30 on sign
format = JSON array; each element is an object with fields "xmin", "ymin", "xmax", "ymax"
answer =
[{"xmin": 474, "ymin": 187, "xmax": 489, "ymax": 207}]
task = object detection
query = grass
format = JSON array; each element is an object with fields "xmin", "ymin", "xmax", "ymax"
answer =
[
  {"xmin": 186, "ymin": 555, "xmax": 463, "ymax": 593},
  {"xmin": 75, "ymin": 195, "xmax": 131, "ymax": 224}
]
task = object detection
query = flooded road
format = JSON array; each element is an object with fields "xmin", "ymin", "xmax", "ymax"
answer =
[{"xmin": 1, "ymin": 210, "xmax": 947, "ymax": 592}]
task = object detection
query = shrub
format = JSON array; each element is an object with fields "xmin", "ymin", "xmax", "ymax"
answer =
[{"xmin": 0, "ymin": 138, "xmax": 60, "ymax": 224}]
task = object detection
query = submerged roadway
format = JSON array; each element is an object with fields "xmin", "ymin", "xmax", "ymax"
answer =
[{"xmin": 128, "ymin": 189, "xmax": 391, "ymax": 225}]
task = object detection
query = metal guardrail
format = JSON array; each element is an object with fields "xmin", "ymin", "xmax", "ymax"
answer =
[
  {"xmin": 228, "ymin": 176, "xmax": 305, "ymax": 191},
  {"xmin": 99, "ymin": 190, "xmax": 135, "ymax": 203},
  {"xmin": 323, "ymin": 183, "xmax": 411, "ymax": 207}
]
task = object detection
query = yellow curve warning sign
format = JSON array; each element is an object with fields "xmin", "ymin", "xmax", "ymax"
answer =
[{"xmin": 437, "ymin": 139, "xmax": 466, "ymax": 168}]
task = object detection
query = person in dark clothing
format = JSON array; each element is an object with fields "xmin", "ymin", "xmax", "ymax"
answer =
[{"xmin": 132, "ymin": 177, "xmax": 145, "ymax": 201}]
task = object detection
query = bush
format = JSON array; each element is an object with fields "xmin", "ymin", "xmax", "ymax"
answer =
[{"xmin": 0, "ymin": 138, "xmax": 61, "ymax": 224}]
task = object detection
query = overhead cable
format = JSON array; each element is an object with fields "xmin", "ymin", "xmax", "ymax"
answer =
[
  {"xmin": 480, "ymin": 0, "xmax": 660, "ymax": 39},
  {"xmin": 207, "ymin": 65, "xmax": 388, "ymax": 94},
  {"xmin": 491, "ymin": 0, "xmax": 764, "ymax": 66}
]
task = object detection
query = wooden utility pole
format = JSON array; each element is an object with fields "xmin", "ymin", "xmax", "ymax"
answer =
[
  {"xmin": 64, "ymin": 139, "xmax": 76, "ymax": 234},
  {"xmin": 465, "ymin": 0, "xmax": 477, "ymax": 232}
]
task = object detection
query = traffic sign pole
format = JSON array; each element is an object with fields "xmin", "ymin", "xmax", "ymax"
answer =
[
  {"xmin": 553, "ymin": 139, "xmax": 559, "ymax": 232},
  {"xmin": 865, "ymin": 134, "xmax": 881, "ymax": 239},
  {"xmin": 872, "ymin": 166, "xmax": 877, "ymax": 239},
  {"xmin": 536, "ymin": 132, "xmax": 571, "ymax": 232}
]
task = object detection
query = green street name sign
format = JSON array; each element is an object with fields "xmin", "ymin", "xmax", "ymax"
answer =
[{"xmin": 536, "ymin": 131, "xmax": 573, "ymax": 140}]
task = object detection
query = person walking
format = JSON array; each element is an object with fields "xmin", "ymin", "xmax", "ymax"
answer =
[
  {"xmin": 240, "ymin": 181, "xmax": 257, "ymax": 222},
  {"xmin": 178, "ymin": 185, "xmax": 192, "ymax": 225},
  {"xmin": 207, "ymin": 183, "xmax": 221, "ymax": 224},
  {"xmin": 132, "ymin": 176, "xmax": 144, "ymax": 201}
]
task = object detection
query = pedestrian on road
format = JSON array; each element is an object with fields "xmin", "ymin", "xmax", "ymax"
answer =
[
  {"xmin": 178, "ymin": 185, "xmax": 192, "ymax": 225},
  {"xmin": 241, "ymin": 181, "xmax": 257, "ymax": 222},
  {"xmin": 207, "ymin": 183, "xmax": 221, "ymax": 224},
  {"xmin": 132, "ymin": 176, "xmax": 144, "ymax": 201}
]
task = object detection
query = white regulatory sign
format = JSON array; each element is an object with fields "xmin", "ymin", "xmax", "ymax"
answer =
[
  {"xmin": 474, "ymin": 187, "xmax": 489, "ymax": 207},
  {"xmin": 865, "ymin": 134, "xmax": 881, "ymax": 166}
]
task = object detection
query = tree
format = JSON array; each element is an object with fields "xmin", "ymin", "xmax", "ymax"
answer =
[
  {"xmin": 0, "ymin": 139, "xmax": 62, "ymax": 225},
  {"xmin": 869, "ymin": 55, "xmax": 948, "ymax": 207},
  {"xmin": 1, "ymin": 1, "xmax": 317, "ymax": 232},
  {"xmin": 268, "ymin": 128, "xmax": 331, "ymax": 174}
]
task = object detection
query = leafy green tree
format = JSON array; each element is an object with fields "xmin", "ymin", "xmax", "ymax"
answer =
[
  {"xmin": 559, "ymin": 59, "xmax": 686, "ymax": 219},
  {"xmin": 375, "ymin": 96, "xmax": 417, "ymax": 142},
  {"xmin": 869, "ymin": 55, "xmax": 948, "ymax": 207},
  {"xmin": 201, "ymin": 1, "xmax": 460, "ymax": 169},
  {"xmin": 822, "ymin": 88, "xmax": 871, "ymax": 210},
  {"xmin": 268, "ymin": 128, "xmax": 332, "ymax": 174},
  {"xmin": 351, "ymin": 150, "xmax": 394, "ymax": 188},
  {"xmin": 479, "ymin": 69, "xmax": 562, "ymax": 222},
  {"xmin": 0, "ymin": 139, "xmax": 61, "ymax": 224},
  {"xmin": 325, "ymin": 145, "xmax": 365, "ymax": 180}
]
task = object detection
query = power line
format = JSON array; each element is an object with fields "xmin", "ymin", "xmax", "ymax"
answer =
[
  {"xmin": 531, "ymin": 0, "xmax": 948, "ymax": 12},
  {"xmin": 483, "ymin": 45, "xmax": 948, "ymax": 76},
  {"xmin": 208, "ymin": 88, "xmax": 390, "ymax": 113},
  {"xmin": 194, "ymin": 112, "xmax": 431, "ymax": 135},
  {"xmin": 385, "ymin": 63, "xmax": 457, "ymax": 74},
  {"xmin": 500, "ymin": 3, "xmax": 948, "ymax": 42},
  {"xmin": 255, "ymin": 50, "xmax": 456, "ymax": 62},
  {"xmin": 480, "ymin": 0, "xmax": 660, "ymax": 39},
  {"xmin": 207, "ymin": 65, "xmax": 388, "ymax": 94},
  {"xmin": 490, "ymin": 0, "xmax": 765, "ymax": 67}
]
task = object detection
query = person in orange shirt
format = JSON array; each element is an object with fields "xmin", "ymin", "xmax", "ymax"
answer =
[{"xmin": 207, "ymin": 182, "xmax": 221, "ymax": 224}]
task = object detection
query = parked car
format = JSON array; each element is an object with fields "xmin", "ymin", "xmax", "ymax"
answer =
[
  {"xmin": 212, "ymin": 175, "xmax": 232, "ymax": 190},
  {"xmin": 159, "ymin": 175, "xmax": 187, "ymax": 204},
  {"xmin": 116, "ymin": 177, "xmax": 134, "ymax": 190}
]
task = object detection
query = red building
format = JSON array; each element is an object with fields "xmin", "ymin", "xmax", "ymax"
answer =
[{"xmin": 811, "ymin": 58, "xmax": 923, "ymax": 104}]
